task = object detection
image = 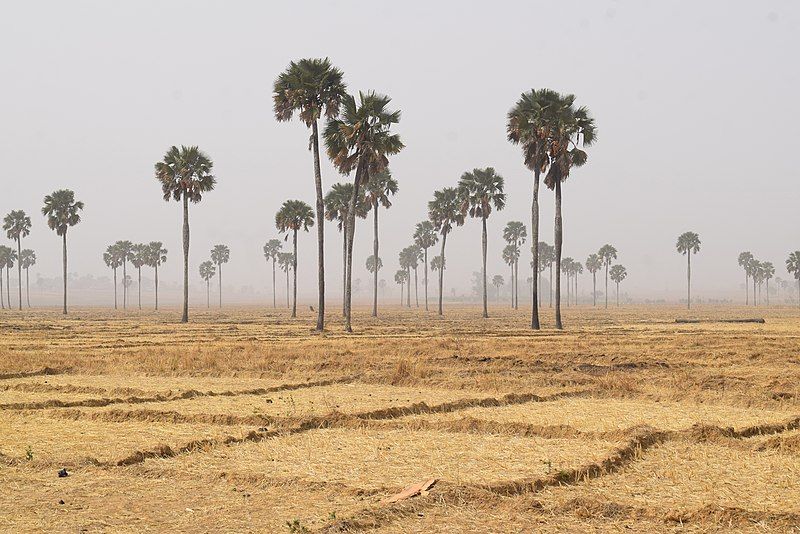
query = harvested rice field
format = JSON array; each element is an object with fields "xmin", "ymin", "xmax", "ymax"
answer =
[{"xmin": 2, "ymin": 305, "xmax": 799, "ymax": 532}]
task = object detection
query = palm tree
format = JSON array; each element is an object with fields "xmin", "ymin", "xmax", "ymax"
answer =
[
  {"xmin": 274, "ymin": 58, "xmax": 346, "ymax": 331},
  {"xmin": 398, "ymin": 246, "xmax": 414, "ymax": 308},
  {"xmin": 502, "ymin": 244, "xmax": 519, "ymax": 308},
  {"xmin": 210, "ymin": 244, "xmax": 230, "ymax": 308},
  {"xmin": 276, "ymin": 200, "xmax": 314, "ymax": 318},
  {"xmin": 42, "ymin": 189, "xmax": 83, "ymax": 314},
  {"xmin": 428, "ymin": 187, "xmax": 465, "ymax": 316},
  {"xmin": 413, "ymin": 221, "xmax": 438, "ymax": 312},
  {"xmin": 430, "ymin": 255, "xmax": 445, "ymax": 300},
  {"xmin": 458, "ymin": 168, "xmax": 506, "ymax": 318},
  {"xmin": 394, "ymin": 269, "xmax": 408, "ymax": 305},
  {"xmin": 507, "ymin": 89, "xmax": 561, "ymax": 330},
  {"xmin": 3, "ymin": 210, "xmax": 32, "ymax": 310},
  {"xmin": 19, "ymin": 249, "xmax": 35, "ymax": 308},
  {"xmin": 155, "ymin": 145, "xmax": 216, "ymax": 323},
  {"xmin": 738, "ymin": 251, "xmax": 754, "ymax": 305},
  {"xmin": 786, "ymin": 251, "xmax": 800, "ymax": 308},
  {"xmin": 366, "ymin": 254, "xmax": 382, "ymax": 304},
  {"xmin": 365, "ymin": 169, "xmax": 398, "ymax": 317},
  {"xmin": 277, "ymin": 252, "xmax": 294, "ymax": 308},
  {"xmin": 0, "ymin": 247, "xmax": 6, "ymax": 309},
  {"xmin": 609, "ymin": 265, "xmax": 627, "ymax": 307},
  {"xmin": 751, "ymin": 259, "xmax": 763, "ymax": 305},
  {"xmin": 538, "ymin": 241, "xmax": 555, "ymax": 307},
  {"xmin": 114, "ymin": 240, "xmax": 133, "ymax": 309},
  {"xmin": 561, "ymin": 257, "xmax": 574, "ymax": 307},
  {"xmin": 130, "ymin": 243, "xmax": 148, "ymax": 310},
  {"xmin": 263, "ymin": 239, "xmax": 282, "ymax": 308},
  {"xmin": 572, "ymin": 261, "xmax": 583, "ymax": 305},
  {"xmin": 103, "ymin": 244, "xmax": 123, "ymax": 309},
  {"xmin": 199, "ymin": 261, "xmax": 216, "ymax": 308},
  {"xmin": 598, "ymin": 244, "xmax": 618, "ymax": 309},
  {"xmin": 147, "ymin": 242, "xmax": 167, "ymax": 310},
  {"xmin": 586, "ymin": 253, "xmax": 602, "ymax": 307},
  {"xmin": 324, "ymin": 182, "xmax": 368, "ymax": 315},
  {"xmin": 502, "ymin": 221, "xmax": 527, "ymax": 310},
  {"xmin": 323, "ymin": 91, "xmax": 404, "ymax": 332},
  {"xmin": 492, "ymin": 275, "xmax": 504, "ymax": 302},
  {"xmin": 676, "ymin": 231, "xmax": 701, "ymax": 309},
  {"xmin": 543, "ymin": 93, "xmax": 596, "ymax": 329},
  {"xmin": 0, "ymin": 246, "xmax": 15, "ymax": 309},
  {"xmin": 762, "ymin": 261, "xmax": 775, "ymax": 305}
]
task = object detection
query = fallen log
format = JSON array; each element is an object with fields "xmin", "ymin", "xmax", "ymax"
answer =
[{"xmin": 675, "ymin": 318, "xmax": 765, "ymax": 324}]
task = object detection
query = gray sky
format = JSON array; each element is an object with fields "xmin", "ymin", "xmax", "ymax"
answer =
[{"xmin": 1, "ymin": 0, "xmax": 798, "ymax": 306}]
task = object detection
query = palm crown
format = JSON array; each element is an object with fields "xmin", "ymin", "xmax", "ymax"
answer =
[
  {"xmin": 610, "ymin": 265, "xmax": 627, "ymax": 283},
  {"xmin": 787, "ymin": 252, "xmax": 800, "ymax": 279},
  {"xmin": 428, "ymin": 187, "xmax": 464, "ymax": 236},
  {"xmin": 276, "ymin": 200, "xmax": 315, "ymax": 235},
  {"xmin": 430, "ymin": 255, "xmax": 445, "ymax": 272},
  {"xmin": 365, "ymin": 169, "xmax": 398, "ymax": 209},
  {"xmin": 507, "ymin": 88, "xmax": 563, "ymax": 174},
  {"xmin": 542, "ymin": 93, "xmax": 597, "ymax": 190},
  {"xmin": 273, "ymin": 58, "xmax": 346, "ymax": 126},
  {"xmin": 413, "ymin": 220, "xmax": 438, "ymax": 250},
  {"xmin": 676, "ymin": 232, "xmax": 701, "ymax": 255},
  {"xmin": 42, "ymin": 190, "xmax": 83, "ymax": 235},
  {"xmin": 503, "ymin": 221, "xmax": 527, "ymax": 246},
  {"xmin": 3, "ymin": 210, "xmax": 32, "ymax": 241},
  {"xmin": 502, "ymin": 244, "xmax": 519, "ymax": 266},
  {"xmin": 130, "ymin": 243, "xmax": 148, "ymax": 269},
  {"xmin": 19, "ymin": 249, "xmax": 36, "ymax": 269},
  {"xmin": 263, "ymin": 239, "xmax": 282, "ymax": 261},
  {"xmin": 366, "ymin": 255, "xmax": 382, "ymax": 273},
  {"xmin": 211, "ymin": 244, "xmax": 230, "ymax": 265},
  {"xmin": 324, "ymin": 183, "xmax": 369, "ymax": 231},
  {"xmin": 458, "ymin": 167, "xmax": 506, "ymax": 219},
  {"xmin": 147, "ymin": 242, "xmax": 167, "ymax": 267},
  {"xmin": 598, "ymin": 244, "xmax": 618, "ymax": 266},
  {"xmin": 538, "ymin": 242, "xmax": 555, "ymax": 268},
  {"xmin": 155, "ymin": 146, "xmax": 216, "ymax": 203},
  {"xmin": 277, "ymin": 252, "xmax": 294, "ymax": 272},
  {"xmin": 586, "ymin": 253, "xmax": 602, "ymax": 273},
  {"xmin": 199, "ymin": 261, "xmax": 216, "ymax": 281}
]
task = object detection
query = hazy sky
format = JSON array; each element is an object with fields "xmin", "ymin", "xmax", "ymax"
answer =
[{"xmin": 1, "ymin": 1, "xmax": 798, "ymax": 305}]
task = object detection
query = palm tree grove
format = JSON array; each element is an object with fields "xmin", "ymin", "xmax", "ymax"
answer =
[{"xmin": 3, "ymin": 3, "xmax": 800, "ymax": 532}]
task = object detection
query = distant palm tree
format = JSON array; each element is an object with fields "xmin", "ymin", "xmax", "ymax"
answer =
[
  {"xmin": 199, "ymin": 261, "xmax": 216, "ymax": 308},
  {"xmin": 538, "ymin": 241, "xmax": 555, "ymax": 307},
  {"xmin": 104, "ymin": 244, "xmax": 122, "ymax": 309},
  {"xmin": 274, "ymin": 58, "xmax": 347, "ymax": 332},
  {"xmin": 3, "ymin": 210, "xmax": 32, "ymax": 310},
  {"xmin": 277, "ymin": 252, "xmax": 294, "ymax": 309},
  {"xmin": 130, "ymin": 243, "xmax": 148, "ymax": 310},
  {"xmin": 502, "ymin": 244, "xmax": 519, "ymax": 308},
  {"xmin": 572, "ymin": 261, "xmax": 583, "ymax": 305},
  {"xmin": 492, "ymin": 275, "xmax": 504, "ymax": 301},
  {"xmin": 762, "ymin": 261, "xmax": 775, "ymax": 306},
  {"xmin": 114, "ymin": 240, "xmax": 133, "ymax": 309},
  {"xmin": 394, "ymin": 269, "xmax": 408, "ymax": 305},
  {"xmin": 324, "ymin": 182, "xmax": 368, "ymax": 315},
  {"xmin": 0, "ymin": 246, "xmax": 14, "ymax": 309},
  {"xmin": 263, "ymin": 239, "xmax": 282, "ymax": 308},
  {"xmin": 676, "ymin": 231, "xmax": 701, "ymax": 309},
  {"xmin": 413, "ymin": 220, "xmax": 438, "ymax": 312},
  {"xmin": 561, "ymin": 257, "xmax": 574, "ymax": 307},
  {"xmin": 147, "ymin": 242, "xmax": 167, "ymax": 310},
  {"xmin": 430, "ymin": 255, "xmax": 445, "ymax": 300},
  {"xmin": 366, "ymin": 254, "xmax": 382, "ymax": 302},
  {"xmin": 398, "ymin": 246, "xmax": 414, "ymax": 308},
  {"xmin": 155, "ymin": 145, "xmax": 215, "ymax": 323},
  {"xmin": 210, "ymin": 244, "xmax": 230, "ymax": 308},
  {"xmin": 598, "ymin": 244, "xmax": 618, "ymax": 309},
  {"xmin": 738, "ymin": 251, "xmax": 754, "ymax": 305},
  {"xmin": 428, "ymin": 187, "xmax": 465, "ymax": 316},
  {"xmin": 42, "ymin": 189, "xmax": 83, "ymax": 314},
  {"xmin": 786, "ymin": 251, "xmax": 800, "ymax": 308},
  {"xmin": 19, "ymin": 249, "xmax": 35, "ymax": 308},
  {"xmin": 502, "ymin": 221, "xmax": 527, "ymax": 310},
  {"xmin": 750, "ymin": 259, "xmax": 763, "ymax": 305},
  {"xmin": 543, "ymin": 93, "xmax": 596, "ymax": 329},
  {"xmin": 586, "ymin": 253, "xmax": 602, "ymax": 307},
  {"xmin": 458, "ymin": 167, "xmax": 506, "ymax": 318},
  {"xmin": 364, "ymin": 169, "xmax": 399, "ymax": 316},
  {"xmin": 609, "ymin": 264, "xmax": 627, "ymax": 307},
  {"xmin": 323, "ymin": 91, "xmax": 404, "ymax": 332},
  {"xmin": 276, "ymin": 200, "xmax": 314, "ymax": 318}
]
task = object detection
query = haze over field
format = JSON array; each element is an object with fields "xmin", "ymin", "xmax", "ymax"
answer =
[{"xmin": 1, "ymin": 1, "xmax": 798, "ymax": 306}]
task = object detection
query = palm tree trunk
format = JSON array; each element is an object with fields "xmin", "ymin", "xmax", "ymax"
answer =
[
  {"xmin": 687, "ymin": 252, "xmax": 691, "ymax": 310},
  {"xmin": 531, "ymin": 167, "xmax": 540, "ymax": 328},
  {"xmin": 400, "ymin": 282, "xmax": 403, "ymax": 305},
  {"xmin": 766, "ymin": 279, "xmax": 769, "ymax": 306},
  {"xmin": 745, "ymin": 273, "xmax": 749, "ymax": 305},
  {"xmin": 565, "ymin": 271, "xmax": 570, "ymax": 307},
  {"xmin": 575, "ymin": 271, "xmax": 578, "ymax": 306},
  {"xmin": 372, "ymin": 201, "xmax": 379, "ymax": 317},
  {"xmin": 342, "ymin": 229, "xmax": 347, "ymax": 317},
  {"xmin": 604, "ymin": 264, "xmax": 609, "ymax": 309},
  {"xmin": 509, "ymin": 262, "xmax": 513, "ymax": 308},
  {"xmin": 292, "ymin": 230, "xmax": 298, "ymax": 318},
  {"xmin": 206, "ymin": 279, "xmax": 210, "ymax": 308},
  {"xmin": 272, "ymin": 257, "xmax": 277, "ymax": 308},
  {"xmin": 414, "ymin": 266, "xmax": 419, "ymax": 307},
  {"xmin": 310, "ymin": 120, "xmax": 326, "ymax": 331},
  {"xmin": 438, "ymin": 233, "xmax": 447, "ymax": 316},
  {"xmin": 218, "ymin": 263, "xmax": 223, "ymax": 308},
  {"xmin": 62, "ymin": 232, "xmax": 68, "ymax": 315},
  {"xmin": 549, "ymin": 264, "xmax": 553, "ymax": 308},
  {"xmin": 616, "ymin": 281, "xmax": 619, "ymax": 307},
  {"xmin": 423, "ymin": 248, "xmax": 429, "ymax": 311},
  {"xmin": 122, "ymin": 258, "xmax": 127, "ymax": 310},
  {"xmin": 181, "ymin": 193, "xmax": 189, "ymax": 323},
  {"xmin": 592, "ymin": 272, "xmax": 596, "ymax": 306},
  {"xmin": 0, "ymin": 268, "xmax": 4, "ymax": 310},
  {"xmin": 343, "ymin": 161, "xmax": 367, "ymax": 333},
  {"xmin": 286, "ymin": 268, "xmax": 290, "ymax": 308},
  {"xmin": 406, "ymin": 267, "xmax": 411, "ymax": 307},
  {"xmin": 554, "ymin": 180, "xmax": 563, "ymax": 329},
  {"xmin": 6, "ymin": 266, "xmax": 10, "ymax": 309},
  {"xmin": 154, "ymin": 264, "xmax": 159, "ymax": 310},
  {"xmin": 481, "ymin": 217, "xmax": 488, "ymax": 318},
  {"xmin": 113, "ymin": 267, "xmax": 117, "ymax": 309},
  {"xmin": 137, "ymin": 266, "xmax": 142, "ymax": 310},
  {"xmin": 25, "ymin": 267, "xmax": 30, "ymax": 308},
  {"xmin": 16, "ymin": 238, "xmax": 22, "ymax": 310},
  {"xmin": 753, "ymin": 277, "xmax": 756, "ymax": 306}
]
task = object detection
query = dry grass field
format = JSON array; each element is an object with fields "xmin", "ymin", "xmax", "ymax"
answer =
[{"xmin": 1, "ymin": 304, "xmax": 799, "ymax": 532}]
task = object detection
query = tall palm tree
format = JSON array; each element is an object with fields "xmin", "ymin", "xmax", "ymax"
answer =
[
  {"xmin": 502, "ymin": 244, "xmax": 519, "ymax": 308},
  {"xmin": 263, "ymin": 239, "xmax": 282, "ymax": 308},
  {"xmin": 366, "ymin": 254, "xmax": 382, "ymax": 305},
  {"xmin": 676, "ymin": 231, "xmax": 701, "ymax": 309},
  {"xmin": 543, "ymin": 93, "xmax": 596, "ymax": 329},
  {"xmin": 210, "ymin": 244, "xmax": 230, "ymax": 308},
  {"xmin": 42, "ymin": 189, "xmax": 83, "ymax": 314},
  {"xmin": 458, "ymin": 167, "xmax": 506, "ymax": 318},
  {"xmin": 394, "ymin": 269, "xmax": 408, "ymax": 305},
  {"xmin": 762, "ymin": 261, "xmax": 775, "ymax": 306},
  {"xmin": 610, "ymin": 264, "xmax": 627, "ymax": 307},
  {"xmin": 147, "ymin": 242, "xmax": 167, "ymax": 310},
  {"xmin": 738, "ymin": 251, "xmax": 754, "ymax": 305},
  {"xmin": 413, "ymin": 221, "xmax": 438, "ymax": 312},
  {"xmin": 409, "ymin": 244, "xmax": 422, "ymax": 307},
  {"xmin": 323, "ymin": 91, "xmax": 404, "ymax": 332},
  {"xmin": 324, "ymin": 182, "xmax": 368, "ymax": 315},
  {"xmin": 277, "ymin": 252, "xmax": 294, "ymax": 309},
  {"xmin": 155, "ymin": 145, "xmax": 216, "ymax": 323},
  {"xmin": 598, "ymin": 244, "xmax": 618, "ymax": 309},
  {"xmin": 274, "ymin": 58, "xmax": 346, "ymax": 331},
  {"xmin": 586, "ymin": 253, "xmax": 602, "ymax": 307},
  {"xmin": 130, "ymin": 243, "xmax": 148, "ymax": 310},
  {"xmin": 502, "ymin": 221, "xmax": 527, "ymax": 310},
  {"xmin": 114, "ymin": 240, "xmax": 133, "ymax": 309},
  {"xmin": 103, "ymin": 243, "xmax": 123, "ymax": 309},
  {"xmin": 275, "ymin": 200, "xmax": 314, "ymax": 318},
  {"xmin": 508, "ymin": 89, "xmax": 561, "ymax": 329},
  {"xmin": 786, "ymin": 251, "xmax": 800, "ymax": 309},
  {"xmin": 365, "ymin": 169, "xmax": 398, "ymax": 317},
  {"xmin": 492, "ymin": 275, "xmax": 504, "ymax": 301},
  {"xmin": 199, "ymin": 261, "xmax": 216, "ymax": 308},
  {"xmin": 3, "ymin": 210, "xmax": 32, "ymax": 310},
  {"xmin": 19, "ymin": 249, "xmax": 35, "ymax": 308},
  {"xmin": 428, "ymin": 187, "xmax": 465, "ymax": 316}
]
